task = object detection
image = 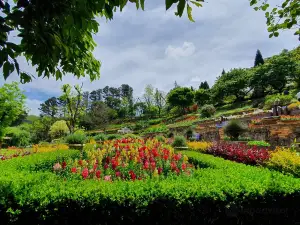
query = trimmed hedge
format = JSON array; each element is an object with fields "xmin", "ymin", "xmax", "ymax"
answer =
[{"xmin": 0, "ymin": 151, "xmax": 300, "ymax": 224}]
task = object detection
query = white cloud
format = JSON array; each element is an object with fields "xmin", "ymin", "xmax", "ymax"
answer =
[
  {"xmin": 190, "ymin": 76, "xmax": 202, "ymax": 83},
  {"xmin": 26, "ymin": 99, "xmax": 43, "ymax": 116},
  {"xmin": 165, "ymin": 42, "xmax": 196, "ymax": 58}
]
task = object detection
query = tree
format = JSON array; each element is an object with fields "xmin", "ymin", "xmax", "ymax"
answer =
[
  {"xmin": 143, "ymin": 84, "xmax": 155, "ymax": 109},
  {"xmin": 211, "ymin": 69, "xmax": 252, "ymax": 104},
  {"xmin": 254, "ymin": 49, "xmax": 264, "ymax": 67},
  {"xmin": 0, "ymin": 82, "xmax": 26, "ymax": 146},
  {"xmin": 49, "ymin": 120, "xmax": 69, "ymax": 139},
  {"xmin": 80, "ymin": 102, "xmax": 112, "ymax": 131},
  {"xmin": 0, "ymin": 0, "xmax": 202, "ymax": 83},
  {"xmin": 167, "ymin": 87, "xmax": 195, "ymax": 114},
  {"xmin": 250, "ymin": 0, "xmax": 299, "ymax": 38},
  {"xmin": 199, "ymin": 81, "xmax": 210, "ymax": 90},
  {"xmin": 59, "ymin": 84, "xmax": 85, "ymax": 133},
  {"xmin": 11, "ymin": 110, "xmax": 28, "ymax": 126},
  {"xmin": 154, "ymin": 89, "xmax": 166, "ymax": 116},
  {"xmin": 194, "ymin": 89, "xmax": 210, "ymax": 106},
  {"xmin": 222, "ymin": 69, "xmax": 226, "ymax": 75},
  {"xmin": 31, "ymin": 117, "xmax": 53, "ymax": 143},
  {"xmin": 39, "ymin": 97, "xmax": 59, "ymax": 118}
]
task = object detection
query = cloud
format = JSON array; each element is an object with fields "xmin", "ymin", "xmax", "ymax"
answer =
[
  {"xmin": 26, "ymin": 99, "xmax": 43, "ymax": 116},
  {"xmin": 2, "ymin": 0, "xmax": 299, "ymax": 114},
  {"xmin": 165, "ymin": 42, "xmax": 196, "ymax": 59}
]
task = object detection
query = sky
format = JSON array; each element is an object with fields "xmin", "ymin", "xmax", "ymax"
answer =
[{"xmin": 1, "ymin": 0, "xmax": 299, "ymax": 115}]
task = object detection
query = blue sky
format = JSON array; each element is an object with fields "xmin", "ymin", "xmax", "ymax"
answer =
[{"xmin": 1, "ymin": 0, "xmax": 299, "ymax": 115}]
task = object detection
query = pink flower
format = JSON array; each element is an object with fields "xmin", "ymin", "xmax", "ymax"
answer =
[
  {"xmin": 143, "ymin": 161, "xmax": 149, "ymax": 170},
  {"xmin": 93, "ymin": 164, "xmax": 98, "ymax": 170},
  {"xmin": 96, "ymin": 170, "xmax": 101, "ymax": 178},
  {"xmin": 104, "ymin": 175, "xmax": 112, "ymax": 181},
  {"xmin": 115, "ymin": 171, "xmax": 121, "ymax": 177},
  {"xmin": 82, "ymin": 168, "xmax": 89, "ymax": 179},
  {"xmin": 53, "ymin": 163, "xmax": 62, "ymax": 171},
  {"xmin": 181, "ymin": 163, "xmax": 187, "ymax": 170}
]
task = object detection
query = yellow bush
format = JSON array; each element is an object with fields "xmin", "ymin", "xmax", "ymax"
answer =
[
  {"xmin": 287, "ymin": 102, "xmax": 300, "ymax": 111},
  {"xmin": 266, "ymin": 147, "xmax": 300, "ymax": 177},
  {"xmin": 187, "ymin": 142, "xmax": 212, "ymax": 152},
  {"xmin": 33, "ymin": 144, "xmax": 69, "ymax": 153}
]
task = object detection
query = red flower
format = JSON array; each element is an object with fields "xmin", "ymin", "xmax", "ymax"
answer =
[
  {"xmin": 82, "ymin": 168, "xmax": 89, "ymax": 179},
  {"xmin": 115, "ymin": 171, "xmax": 121, "ymax": 177},
  {"xmin": 129, "ymin": 170, "xmax": 136, "ymax": 181},
  {"xmin": 96, "ymin": 170, "xmax": 101, "ymax": 178},
  {"xmin": 158, "ymin": 167, "xmax": 163, "ymax": 175},
  {"xmin": 181, "ymin": 163, "xmax": 187, "ymax": 170},
  {"xmin": 111, "ymin": 159, "xmax": 118, "ymax": 170},
  {"xmin": 152, "ymin": 148, "xmax": 159, "ymax": 157},
  {"xmin": 151, "ymin": 161, "xmax": 156, "ymax": 170},
  {"xmin": 143, "ymin": 161, "xmax": 149, "ymax": 170},
  {"xmin": 62, "ymin": 161, "xmax": 67, "ymax": 169},
  {"xmin": 78, "ymin": 160, "xmax": 83, "ymax": 166},
  {"xmin": 93, "ymin": 163, "xmax": 98, "ymax": 170},
  {"xmin": 104, "ymin": 163, "xmax": 109, "ymax": 169},
  {"xmin": 71, "ymin": 167, "xmax": 77, "ymax": 173}
]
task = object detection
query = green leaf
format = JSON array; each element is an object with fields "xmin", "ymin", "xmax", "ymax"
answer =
[
  {"xmin": 250, "ymin": 0, "xmax": 257, "ymax": 6},
  {"xmin": 14, "ymin": 59, "xmax": 19, "ymax": 75},
  {"xmin": 3, "ymin": 61, "xmax": 10, "ymax": 79},
  {"xmin": 120, "ymin": 0, "xmax": 128, "ymax": 11},
  {"xmin": 56, "ymin": 70, "xmax": 62, "ymax": 80},
  {"xmin": 261, "ymin": 4, "xmax": 269, "ymax": 11},
  {"xmin": 274, "ymin": 32, "xmax": 279, "ymax": 37},
  {"xmin": 190, "ymin": 1, "xmax": 202, "ymax": 7},
  {"xmin": 187, "ymin": 4, "xmax": 195, "ymax": 22},
  {"xmin": 140, "ymin": 0, "xmax": 145, "ymax": 10},
  {"xmin": 166, "ymin": 0, "xmax": 174, "ymax": 10},
  {"xmin": 177, "ymin": 0, "xmax": 186, "ymax": 17},
  {"xmin": 269, "ymin": 33, "xmax": 274, "ymax": 38},
  {"xmin": 20, "ymin": 72, "xmax": 32, "ymax": 84}
]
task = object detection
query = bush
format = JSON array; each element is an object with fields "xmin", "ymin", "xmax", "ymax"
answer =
[
  {"xmin": 107, "ymin": 134, "xmax": 122, "ymax": 140},
  {"xmin": 224, "ymin": 120, "xmax": 247, "ymax": 141},
  {"xmin": 148, "ymin": 118, "xmax": 162, "ymax": 125},
  {"xmin": 93, "ymin": 133, "xmax": 107, "ymax": 142},
  {"xmin": 5, "ymin": 127, "xmax": 31, "ymax": 147},
  {"xmin": 49, "ymin": 120, "xmax": 69, "ymax": 139},
  {"xmin": 247, "ymin": 140, "xmax": 270, "ymax": 147},
  {"xmin": 155, "ymin": 135, "xmax": 166, "ymax": 142},
  {"xmin": 1, "ymin": 151, "xmax": 300, "ymax": 224},
  {"xmin": 134, "ymin": 121, "xmax": 150, "ymax": 131},
  {"xmin": 288, "ymin": 102, "xmax": 300, "ymax": 111},
  {"xmin": 172, "ymin": 136, "xmax": 187, "ymax": 147},
  {"xmin": 200, "ymin": 104, "xmax": 216, "ymax": 118},
  {"xmin": 65, "ymin": 133, "xmax": 87, "ymax": 144},
  {"xmin": 264, "ymin": 94, "xmax": 294, "ymax": 109},
  {"xmin": 123, "ymin": 134, "xmax": 142, "ymax": 139},
  {"xmin": 187, "ymin": 142, "xmax": 212, "ymax": 152},
  {"xmin": 266, "ymin": 147, "xmax": 300, "ymax": 177}
]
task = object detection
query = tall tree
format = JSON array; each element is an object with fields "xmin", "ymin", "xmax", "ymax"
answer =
[
  {"xmin": 154, "ymin": 89, "xmax": 166, "ymax": 116},
  {"xmin": 143, "ymin": 84, "xmax": 155, "ymax": 109},
  {"xmin": 0, "ymin": 82, "xmax": 26, "ymax": 147},
  {"xmin": 199, "ymin": 81, "xmax": 210, "ymax": 90},
  {"xmin": 254, "ymin": 49, "xmax": 265, "ymax": 67},
  {"xmin": 194, "ymin": 89, "xmax": 210, "ymax": 106},
  {"xmin": 222, "ymin": 69, "xmax": 226, "ymax": 75},
  {"xmin": 59, "ymin": 84, "xmax": 85, "ymax": 133},
  {"xmin": 167, "ymin": 87, "xmax": 194, "ymax": 114},
  {"xmin": 39, "ymin": 97, "xmax": 59, "ymax": 118}
]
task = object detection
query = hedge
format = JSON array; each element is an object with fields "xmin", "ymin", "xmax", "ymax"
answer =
[{"xmin": 0, "ymin": 150, "xmax": 300, "ymax": 224}]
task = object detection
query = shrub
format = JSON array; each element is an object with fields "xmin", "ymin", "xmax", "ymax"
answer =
[
  {"xmin": 65, "ymin": 133, "xmax": 87, "ymax": 144},
  {"xmin": 123, "ymin": 134, "xmax": 142, "ymax": 139},
  {"xmin": 247, "ymin": 140, "xmax": 270, "ymax": 147},
  {"xmin": 266, "ymin": 147, "xmax": 300, "ymax": 177},
  {"xmin": 224, "ymin": 120, "xmax": 247, "ymax": 141},
  {"xmin": 207, "ymin": 142, "xmax": 270, "ymax": 165},
  {"xmin": 155, "ymin": 135, "xmax": 166, "ymax": 142},
  {"xmin": 49, "ymin": 120, "xmax": 69, "ymax": 139},
  {"xmin": 38, "ymin": 141, "xmax": 51, "ymax": 147},
  {"xmin": 187, "ymin": 142, "xmax": 212, "ymax": 152},
  {"xmin": 143, "ymin": 125, "xmax": 168, "ymax": 134},
  {"xmin": 264, "ymin": 94, "xmax": 294, "ymax": 109},
  {"xmin": 287, "ymin": 102, "xmax": 300, "ymax": 111},
  {"xmin": 93, "ymin": 133, "xmax": 107, "ymax": 142},
  {"xmin": 172, "ymin": 136, "xmax": 187, "ymax": 147},
  {"xmin": 134, "ymin": 121, "xmax": 150, "ymax": 131},
  {"xmin": 200, "ymin": 104, "xmax": 216, "ymax": 118},
  {"xmin": 107, "ymin": 134, "xmax": 122, "ymax": 140},
  {"xmin": 148, "ymin": 118, "xmax": 162, "ymax": 125},
  {"xmin": 5, "ymin": 127, "xmax": 31, "ymax": 147}
]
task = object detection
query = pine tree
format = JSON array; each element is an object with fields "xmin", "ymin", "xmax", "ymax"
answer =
[
  {"xmin": 174, "ymin": 81, "xmax": 179, "ymax": 88},
  {"xmin": 254, "ymin": 49, "xmax": 264, "ymax": 67},
  {"xmin": 222, "ymin": 69, "xmax": 225, "ymax": 75},
  {"xmin": 199, "ymin": 81, "xmax": 209, "ymax": 90}
]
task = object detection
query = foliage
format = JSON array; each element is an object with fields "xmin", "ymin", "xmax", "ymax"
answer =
[
  {"xmin": 33, "ymin": 144, "xmax": 69, "ymax": 153},
  {"xmin": 200, "ymin": 104, "xmax": 216, "ymax": 118},
  {"xmin": 93, "ymin": 134, "xmax": 107, "ymax": 142},
  {"xmin": 247, "ymin": 140, "xmax": 271, "ymax": 147},
  {"xmin": 264, "ymin": 94, "xmax": 294, "ymax": 109},
  {"xmin": 155, "ymin": 135, "xmax": 166, "ymax": 143},
  {"xmin": 167, "ymin": 120, "xmax": 197, "ymax": 128},
  {"xmin": 172, "ymin": 136, "xmax": 187, "ymax": 147},
  {"xmin": 39, "ymin": 97, "xmax": 59, "ymax": 118},
  {"xmin": 0, "ymin": 82, "xmax": 26, "ymax": 141},
  {"xmin": 224, "ymin": 120, "xmax": 247, "ymax": 141},
  {"xmin": 143, "ymin": 125, "xmax": 168, "ymax": 134},
  {"xmin": 207, "ymin": 142, "xmax": 270, "ymax": 165},
  {"xmin": 148, "ymin": 118, "xmax": 163, "ymax": 125},
  {"xmin": 250, "ymin": 0, "xmax": 300, "ymax": 37},
  {"xmin": 167, "ymin": 87, "xmax": 194, "ymax": 113},
  {"xmin": 49, "ymin": 120, "xmax": 69, "ymax": 139},
  {"xmin": 30, "ymin": 117, "xmax": 53, "ymax": 143},
  {"xmin": 5, "ymin": 126, "xmax": 31, "ymax": 147},
  {"xmin": 134, "ymin": 121, "xmax": 150, "ymax": 131},
  {"xmin": 53, "ymin": 138, "xmax": 192, "ymax": 181},
  {"xmin": 287, "ymin": 102, "xmax": 300, "ymax": 111},
  {"xmin": 280, "ymin": 115, "xmax": 300, "ymax": 121},
  {"xmin": 65, "ymin": 133, "xmax": 87, "ymax": 145},
  {"xmin": 194, "ymin": 88, "xmax": 210, "ymax": 106},
  {"xmin": 122, "ymin": 134, "xmax": 142, "ymax": 139},
  {"xmin": 266, "ymin": 147, "xmax": 300, "ymax": 177},
  {"xmin": 107, "ymin": 134, "xmax": 123, "ymax": 140},
  {"xmin": 187, "ymin": 142, "xmax": 212, "ymax": 152},
  {"xmin": 199, "ymin": 81, "xmax": 210, "ymax": 90}
]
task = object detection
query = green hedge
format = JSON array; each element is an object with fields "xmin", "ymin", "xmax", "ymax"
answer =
[{"xmin": 0, "ymin": 151, "xmax": 300, "ymax": 224}]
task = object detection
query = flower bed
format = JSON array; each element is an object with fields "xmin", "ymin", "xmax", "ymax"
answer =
[
  {"xmin": 53, "ymin": 138, "xmax": 193, "ymax": 181},
  {"xmin": 280, "ymin": 115, "xmax": 300, "ymax": 121},
  {"xmin": 187, "ymin": 141, "xmax": 212, "ymax": 152},
  {"xmin": 207, "ymin": 142, "xmax": 270, "ymax": 165}
]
